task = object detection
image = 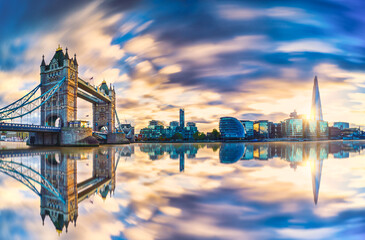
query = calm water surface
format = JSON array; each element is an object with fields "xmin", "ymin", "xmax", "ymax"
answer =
[{"xmin": 0, "ymin": 141, "xmax": 365, "ymax": 240}]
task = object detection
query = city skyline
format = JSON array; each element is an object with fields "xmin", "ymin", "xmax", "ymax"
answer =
[{"xmin": 1, "ymin": 1, "xmax": 365, "ymax": 131}]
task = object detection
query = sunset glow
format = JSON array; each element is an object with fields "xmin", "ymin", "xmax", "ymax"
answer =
[{"xmin": 0, "ymin": 1, "xmax": 364, "ymax": 131}]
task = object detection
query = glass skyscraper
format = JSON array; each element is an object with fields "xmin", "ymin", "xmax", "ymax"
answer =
[
  {"xmin": 179, "ymin": 108, "xmax": 185, "ymax": 128},
  {"xmin": 311, "ymin": 76, "xmax": 323, "ymax": 121}
]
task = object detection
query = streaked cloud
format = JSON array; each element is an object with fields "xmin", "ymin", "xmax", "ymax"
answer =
[{"xmin": 0, "ymin": 0, "xmax": 364, "ymax": 130}]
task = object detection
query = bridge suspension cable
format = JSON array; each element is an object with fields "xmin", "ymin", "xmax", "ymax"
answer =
[
  {"xmin": 0, "ymin": 158, "xmax": 66, "ymax": 203},
  {"xmin": 0, "ymin": 77, "xmax": 66, "ymax": 121},
  {"xmin": 0, "ymin": 84, "xmax": 40, "ymax": 112}
]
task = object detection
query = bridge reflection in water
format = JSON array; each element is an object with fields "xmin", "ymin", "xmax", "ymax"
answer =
[
  {"xmin": 0, "ymin": 146, "xmax": 134, "ymax": 234},
  {"xmin": 0, "ymin": 142, "xmax": 364, "ymax": 236}
]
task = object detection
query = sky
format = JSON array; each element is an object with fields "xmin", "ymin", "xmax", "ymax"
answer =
[{"xmin": 0, "ymin": 0, "xmax": 364, "ymax": 131}]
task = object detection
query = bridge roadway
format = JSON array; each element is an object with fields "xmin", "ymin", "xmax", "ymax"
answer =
[
  {"xmin": 0, "ymin": 149, "xmax": 61, "ymax": 158},
  {"xmin": 0, "ymin": 122, "xmax": 111, "ymax": 135},
  {"xmin": 77, "ymin": 178, "xmax": 111, "ymax": 203},
  {"xmin": 77, "ymin": 77, "xmax": 111, "ymax": 103},
  {"xmin": 0, "ymin": 122, "xmax": 60, "ymax": 133}
]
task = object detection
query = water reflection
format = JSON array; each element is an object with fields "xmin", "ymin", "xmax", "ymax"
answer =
[
  {"xmin": 0, "ymin": 146, "xmax": 134, "ymax": 234},
  {"xmin": 218, "ymin": 141, "xmax": 363, "ymax": 163},
  {"xmin": 218, "ymin": 141, "xmax": 365, "ymax": 205},
  {"xmin": 137, "ymin": 142, "xmax": 364, "ymax": 205},
  {"xmin": 139, "ymin": 143, "xmax": 201, "ymax": 172},
  {"xmin": 0, "ymin": 142, "xmax": 365, "ymax": 239}
]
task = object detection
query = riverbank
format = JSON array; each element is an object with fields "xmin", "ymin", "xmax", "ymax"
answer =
[{"xmin": 0, "ymin": 141, "xmax": 28, "ymax": 150}]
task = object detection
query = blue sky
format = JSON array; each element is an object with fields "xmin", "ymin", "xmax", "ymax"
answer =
[{"xmin": 0, "ymin": 0, "xmax": 364, "ymax": 130}]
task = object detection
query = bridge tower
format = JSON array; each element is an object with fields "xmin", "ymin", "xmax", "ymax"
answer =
[
  {"xmin": 92, "ymin": 81, "xmax": 116, "ymax": 133},
  {"xmin": 40, "ymin": 153, "xmax": 78, "ymax": 233},
  {"xmin": 40, "ymin": 45, "xmax": 78, "ymax": 127},
  {"xmin": 93, "ymin": 148, "xmax": 116, "ymax": 198}
]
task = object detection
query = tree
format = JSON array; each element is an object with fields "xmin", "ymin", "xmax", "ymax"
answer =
[
  {"xmin": 172, "ymin": 132, "xmax": 183, "ymax": 140},
  {"xmin": 211, "ymin": 129, "xmax": 221, "ymax": 140},
  {"xmin": 198, "ymin": 132, "xmax": 207, "ymax": 140},
  {"xmin": 193, "ymin": 131, "xmax": 200, "ymax": 140},
  {"xmin": 193, "ymin": 132, "xmax": 207, "ymax": 141},
  {"xmin": 211, "ymin": 145, "xmax": 220, "ymax": 152}
]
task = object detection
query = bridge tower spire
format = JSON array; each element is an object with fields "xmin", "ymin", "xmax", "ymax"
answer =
[
  {"xmin": 40, "ymin": 45, "xmax": 78, "ymax": 127},
  {"xmin": 92, "ymin": 81, "xmax": 116, "ymax": 133}
]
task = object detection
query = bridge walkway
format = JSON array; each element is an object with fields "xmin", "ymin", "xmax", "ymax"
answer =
[{"xmin": 0, "ymin": 122, "xmax": 60, "ymax": 133}]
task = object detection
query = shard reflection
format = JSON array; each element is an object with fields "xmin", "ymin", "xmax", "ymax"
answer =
[{"xmin": 0, "ymin": 142, "xmax": 364, "ymax": 238}]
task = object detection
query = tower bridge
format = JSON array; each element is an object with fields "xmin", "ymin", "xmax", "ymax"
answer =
[{"xmin": 0, "ymin": 45, "xmax": 127, "ymax": 146}]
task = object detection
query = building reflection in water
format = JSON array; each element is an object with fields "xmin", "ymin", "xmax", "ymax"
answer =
[
  {"xmin": 0, "ymin": 146, "xmax": 134, "ymax": 234},
  {"xmin": 0, "ymin": 142, "xmax": 363, "ymax": 235},
  {"xmin": 138, "ymin": 143, "xmax": 201, "ymax": 172},
  {"xmin": 138, "ymin": 142, "xmax": 364, "ymax": 203},
  {"xmin": 219, "ymin": 141, "xmax": 365, "ymax": 205}
]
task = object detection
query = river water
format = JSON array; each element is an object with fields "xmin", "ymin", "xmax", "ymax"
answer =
[{"xmin": 0, "ymin": 141, "xmax": 365, "ymax": 240}]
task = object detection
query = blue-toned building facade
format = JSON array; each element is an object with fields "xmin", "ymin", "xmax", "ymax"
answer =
[
  {"xmin": 333, "ymin": 122, "xmax": 349, "ymax": 130},
  {"xmin": 285, "ymin": 118, "xmax": 303, "ymax": 138},
  {"xmin": 179, "ymin": 109, "xmax": 185, "ymax": 128},
  {"xmin": 253, "ymin": 120, "xmax": 270, "ymax": 139},
  {"xmin": 240, "ymin": 120, "xmax": 254, "ymax": 139},
  {"xmin": 219, "ymin": 117, "xmax": 245, "ymax": 140}
]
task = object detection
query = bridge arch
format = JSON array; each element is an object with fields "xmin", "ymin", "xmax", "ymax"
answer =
[
  {"xmin": 45, "ymin": 153, "xmax": 62, "ymax": 165},
  {"xmin": 99, "ymin": 125, "xmax": 108, "ymax": 133},
  {"xmin": 46, "ymin": 114, "xmax": 63, "ymax": 127}
]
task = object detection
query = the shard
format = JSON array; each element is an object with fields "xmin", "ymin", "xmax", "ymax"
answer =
[{"xmin": 310, "ymin": 76, "xmax": 323, "ymax": 121}]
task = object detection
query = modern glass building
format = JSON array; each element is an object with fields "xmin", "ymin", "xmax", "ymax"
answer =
[
  {"xmin": 139, "ymin": 109, "xmax": 199, "ymax": 140},
  {"xmin": 333, "ymin": 122, "xmax": 349, "ymax": 130},
  {"xmin": 282, "ymin": 118, "xmax": 329, "ymax": 139},
  {"xmin": 139, "ymin": 120, "xmax": 165, "ymax": 139},
  {"xmin": 269, "ymin": 123, "xmax": 281, "ymax": 138},
  {"xmin": 149, "ymin": 120, "xmax": 164, "ymax": 127},
  {"xmin": 179, "ymin": 108, "xmax": 185, "ymax": 128},
  {"xmin": 253, "ymin": 120, "xmax": 269, "ymax": 139},
  {"xmin": 170, "ymin": 121, "xmax": 179, "ymax": 128},
  {"xmin": 185, "ymin": 122, "xmax": 198, "ymax": 139},
  {"xmin": 318, "ymin": 121, "xmax": 329, "ymax": 138},
  {"xmin": 305, "ymin": 119, "xmax": 317, "ymax": 138},
  {"xmin": 240, "ymin": 120, "xmax": 254, "ymax": 139},
  {"xmin": 219, "ymin": 117, "xmax": 245, "ymax": 140},
  {"xmin": 285, "ymin": 118, "xmax": 303, "ymax": 138}
]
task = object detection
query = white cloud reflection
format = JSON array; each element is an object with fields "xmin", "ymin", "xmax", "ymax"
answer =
[{"xmin": 0, "ymin": 142, "xmax": 364, "ymax": 239}]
